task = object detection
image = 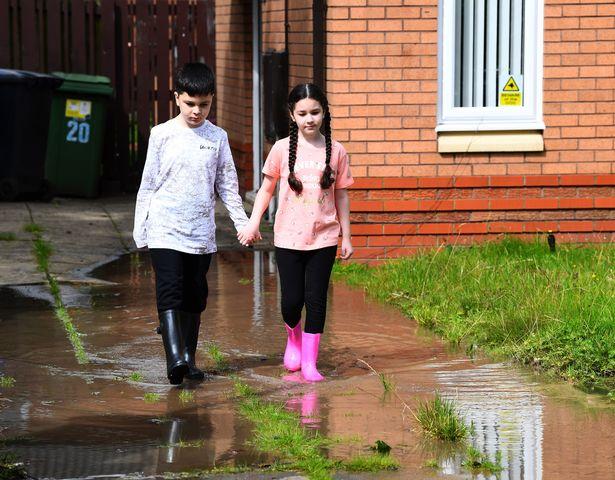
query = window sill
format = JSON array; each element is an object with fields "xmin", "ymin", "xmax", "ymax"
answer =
[{"xmin": 437, "ymin": 131, "xmax": 544, "ymax": 153}]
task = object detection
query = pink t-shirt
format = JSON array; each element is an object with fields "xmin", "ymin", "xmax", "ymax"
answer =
[{"xmin": 262, "ymin": 137, "xmax": 354, "ymax": 251}]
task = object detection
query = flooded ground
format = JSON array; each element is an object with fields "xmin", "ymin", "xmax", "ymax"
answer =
[{"xmin": 0, "ymin": 250, "xmax": 613, "ymax": 479}]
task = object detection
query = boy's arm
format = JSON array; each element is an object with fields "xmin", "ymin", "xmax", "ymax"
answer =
[
  {"xmin": 215, "ymin": 132, "xmax": 250, "ymax": 231},
  {"xmin": 133, "ymin": 130, "xmax": 161, "ymax": 248}
]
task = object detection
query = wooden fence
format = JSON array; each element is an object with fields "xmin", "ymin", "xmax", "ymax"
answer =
[{"xmin": 0, "ymin": 0, "xmax": 216, "ymax": 191}]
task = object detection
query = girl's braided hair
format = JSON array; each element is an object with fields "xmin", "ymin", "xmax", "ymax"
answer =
[{"xmin": 287, "ymin": 83, "xmax": 334, "ymax": 195}]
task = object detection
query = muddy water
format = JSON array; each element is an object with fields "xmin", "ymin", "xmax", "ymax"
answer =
[{"xmin": 0, "ymin": 251, "xmax": 613, "ymax": 479}]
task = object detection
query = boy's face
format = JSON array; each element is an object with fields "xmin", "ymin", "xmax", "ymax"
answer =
[{"xmin": 174, "ymin": 92, "xmax": 214, "ymax": 128}]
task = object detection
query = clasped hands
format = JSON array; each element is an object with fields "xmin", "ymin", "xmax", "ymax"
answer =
[{"xmin": 237, "ymin": 221, "xmax": 262, "ymax": 247}]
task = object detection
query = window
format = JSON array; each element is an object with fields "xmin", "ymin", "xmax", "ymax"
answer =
[{"xmin": 437, "ymin": 0, "xmax": 544, "ymax": 132}]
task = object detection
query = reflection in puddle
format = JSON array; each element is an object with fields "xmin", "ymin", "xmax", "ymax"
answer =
[{"xmin": 0, "ymin": 250, "xmax": 613, "ymax": 479}]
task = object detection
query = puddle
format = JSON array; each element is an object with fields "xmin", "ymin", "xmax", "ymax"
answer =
[{"xmin": 0, "ymin": 251, "xmax": 613, "ymax": 479}]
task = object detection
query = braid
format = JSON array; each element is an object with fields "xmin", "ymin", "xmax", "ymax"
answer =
[
  {"xmin": 288, "ymin": 121, "xmax": 303, "ymax": 194},
  {"xmin": 320, "ymin": 110, "xmax": 335, "ymax": 189}
]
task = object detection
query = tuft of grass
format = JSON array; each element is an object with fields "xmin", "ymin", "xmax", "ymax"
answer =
[
  {"xmin": 25, "ymin": 222, "xmax": 88, "ymax": 364},
  {"xmin": 342, "ymin": 454, "xmax": 399, "ymax": 472},
  {"xmin": 0, "ymin": 232, "xmax": 16, "ymax": 241},
  {"xmin": 414, "ymin": 394, "xmax": 468, "ymax": 442},
  {"xmin": 0, "ymin": 452, "xmax": 27, "ymax": 480},
  {"xmin": 128, "ymin": 372, "xmax": 144, "ymax": 382},
  {"xmin": 161, "ymin": 439, "xmax": 204, "ymax": 448},
  {"xmin": 206, "ymin": 342, "xmax": 228, "ymax": 371},
  {"xmin": 178, "ymin": 390, "xmax": 195, "ymax": 403},
  {"xmin": 144, "ymin": 393, "xmax": 161, "ymax": 403},
  {"xmin": 238, "ymin": 277, "xmax": 253, "ymax": 285},
  {"xmin": 357, "ymin": 359, "xmax": 396, "ymax": 393},
  {"xmin": 0, "ymin": 376, "xmax": 16, "ymax": 388},
  {"xmin": 23, "ymin": 223, "xmax": 43, "ymax": 235},
  {"xmin": 462, "ymin": 446, "xmax": 503, "ymax": 475},
  {"xmin": 423, "ymin": 459, "xmax": 439, "ymax": 469},
  {"xmin": 334, "ymin": 238, "xmax": 615, "ymax": 394}
]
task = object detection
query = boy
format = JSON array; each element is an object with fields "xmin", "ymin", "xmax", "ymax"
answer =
[{"xmin": 133, "ymin": 62, "xmax": 257, "ymax": 384}]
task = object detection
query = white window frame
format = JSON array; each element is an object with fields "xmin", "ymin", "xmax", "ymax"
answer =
[{"xmin": 437, "ymin": 0, "xmax": 545, "ymax": 132}]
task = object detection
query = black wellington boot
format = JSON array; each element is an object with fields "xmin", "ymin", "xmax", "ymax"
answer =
[
  {"xmin": 158, "ymin": 309, "xmax": 189, "ymax": 385},
  {"xmin": 181, "ymin": 312, "xmax": 205, "ymax": 380}
]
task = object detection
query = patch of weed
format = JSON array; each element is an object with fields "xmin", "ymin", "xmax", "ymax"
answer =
[
  {"xmin": 144, "ymin": 393, "xmax": 161, "ymax": 403},
  {"xmin": 462, "ymin": 446, "xmax": 503, "ymax": 475},
  {"xmin": 161, "ymin": 439, "xmax": 205, "ymax": 448},
  {"xmin": 206, "ymin": 342, "xmax": 228, "ymax": 371},
  {"xmin": 128, "ymin": 372, "xmax": 144, "ymax": 382},
  {"xmin": 178, "ymin": 390, "xmax": 195, "ymax": 403},
  {"xmin": 342, "ymin": 454, "xmax": 399, "ymax": 472},
  {"xmin": 23, "ymin": 223, "xmax": 43, "ymax": 235},
  {"xmin": 414, "ymin": 394, "xmax": 468, "ymax": 442},
  {"xmin": 238, "ymin": 278, "xmax": 253, "ymax": 285},
  {"xmin": 0, "ymin": 232, "xmax": 16, "ymax": 241},
  {"xmin": 0, "ymin": 452, "xmax": 27, "ymax": 480},
  {"xmin": 423, "ymin": 459, "xmax": 439, "ymax": 469},
  {"xmin": 0, "ymin": 376, "xmax": 15, "ymax": 388},
  {"xmin": 25, "ymin": 223, "xmax": 88, "ymax": 364}
]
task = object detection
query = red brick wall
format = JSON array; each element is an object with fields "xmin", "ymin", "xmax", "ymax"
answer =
[
  {"xmin": 325, "ymin": 0, "xmax": 615, "ymax": 260},
  {"xmin": 215, "ymin": 0, "xmax": 253, "ymax": 192}
]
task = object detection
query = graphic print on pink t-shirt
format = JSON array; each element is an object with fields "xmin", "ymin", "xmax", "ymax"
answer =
[{"xmin": 262, "ymin": 137, "xmax": 353, "ymax": 251}]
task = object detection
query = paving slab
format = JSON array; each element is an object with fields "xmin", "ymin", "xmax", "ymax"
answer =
[{"xmin": 0, "ymin": 195, "xmax": 273, "ymax": 287}]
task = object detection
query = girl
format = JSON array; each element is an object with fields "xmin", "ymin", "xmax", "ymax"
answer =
[{"xmin": 238, "ymin": 84, "xmax": 353, "ymax": 382}]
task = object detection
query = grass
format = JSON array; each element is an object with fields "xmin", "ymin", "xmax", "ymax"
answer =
[
  {"xmin": 24, "ymin": 222, "xmax": 88, "ymax": 364},
  {"xmin": 414, "ymin": 394, "xmax": 469, "ymax": 442},
  {"xmin": 178, "ymin": 390, "xmax": 195, "ymax": 403},
  {"xmin": 206, "ymin": 342, "xmax": 229, "ymax": 371},
  {"xmin": 144, "ymin": 393, "xmax": 161, "ymax": 403},
  {"xmin": 462, "ymin": 446, "xmax": 503, "ymax": 475},
  {"xmin": 232, "ymin": 378, "xmax": 399, "ymax": 479},
  {"xmin": 357, "ymin": 359, "xmax": 396, "ymax": 393},
  {"xmin": 0, "ymin": 376, "xmax": 15, "ymax": 388},
  {"xmin": 334, "ymin": 238, "xmax": 615, "ymax": 394},
  {"xmin": 161, "ymin": 439, "xmax": 204, "ymax": 448},
  {"xmin": 0, "ymin": 232, "xmax": 16, "ymax": 241},
  {"xmin": 0, "ymin": 453, "xmax": 27, "ymax": 480},
  {"xmin": 128, "ymin": 372, "xmax": 144, "ymax": 382}
]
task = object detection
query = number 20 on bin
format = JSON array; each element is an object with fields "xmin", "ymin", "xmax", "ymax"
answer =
[{"xmin": 65, "ymin": 99, "xmax": 91, "ymax": 144}]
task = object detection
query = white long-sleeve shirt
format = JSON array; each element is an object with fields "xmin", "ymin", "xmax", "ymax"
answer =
[{"xmin": 133, "ymin": 118, "xmax": 249, "ymax": 254}]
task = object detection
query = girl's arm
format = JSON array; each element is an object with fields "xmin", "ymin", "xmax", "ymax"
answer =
[
  {"xmin": 335, "ymin": 188, "xmax": 353, "ymax": 260},
  {"xmin": 237, "ymin": 174, "xmax": 277, "ymax": 245}
]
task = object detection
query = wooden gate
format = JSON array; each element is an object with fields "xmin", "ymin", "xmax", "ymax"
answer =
[{"xmin": 0, "ymin": 0, "xmax": 216, "ymax": 191}]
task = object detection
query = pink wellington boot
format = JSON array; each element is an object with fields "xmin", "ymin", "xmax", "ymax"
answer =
[
  {"xmin": 283, "ymin": 323, "xmax": 302, "ymax": 372},
  {"xmin": 301, "ymin": 332, "xmax": 324, "ymax": 382}
]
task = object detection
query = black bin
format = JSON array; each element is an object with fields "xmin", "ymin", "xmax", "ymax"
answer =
[{"xmin": 0, "ymin": 69, "xmax": 63, "ymax": 200}]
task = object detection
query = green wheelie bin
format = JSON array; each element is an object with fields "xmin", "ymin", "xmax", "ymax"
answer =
[{"xmin": 45, "ymin": 73, "xmax": 114, "ymax": 197}]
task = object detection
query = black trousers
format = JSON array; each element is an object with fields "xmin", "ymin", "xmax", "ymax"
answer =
[
  {"xmin": 275, "ymin": 245, "xmax": 337, "ymax": 334},
  {"xmin": 149, "ymin": 248, "xmax": 213, "ymax": 314}
]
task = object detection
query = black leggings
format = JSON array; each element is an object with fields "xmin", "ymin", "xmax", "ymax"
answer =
[
  {"xmin": 149, "ymin": 248, "xmax": 212, "ymax": 314},
  {"xmin": 275, "ymin": 246, "xmax": 337, "ymax": 334}
]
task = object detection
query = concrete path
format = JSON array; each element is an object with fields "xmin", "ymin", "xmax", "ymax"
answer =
[{"xmin": 0, "ymin": 195, "xmax": 272, "ymax": 287}]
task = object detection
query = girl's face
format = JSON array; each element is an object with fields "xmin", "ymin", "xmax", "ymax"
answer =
[
  {"xmin": 290, "ymin": 98, "xmax": 324, "ymax": 138},
  {"xmin": 174, "ymin": 92, "xmax": 213, "ymax": 128}
]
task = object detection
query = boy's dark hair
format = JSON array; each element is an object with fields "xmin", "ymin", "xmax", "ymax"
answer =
[
  {"xmin": 174, "ymin": 62, "xmax": 215, "ymax": 96},
  {"xmin": 287, "ymin": 83, "xmax": 334, "ymax": 195}
]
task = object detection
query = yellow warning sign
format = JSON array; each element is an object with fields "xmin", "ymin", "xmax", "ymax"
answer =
[
  {"xmin": 499, "ymin": 76, "xmax": 522, "ymax": 106},
  {"xmin": 503, "ymin": 76, "xmax": 520, "ymax": 91},
  {"xmin": 65, "ymin": 99, "xmax": 92, "ymax": 119}
]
